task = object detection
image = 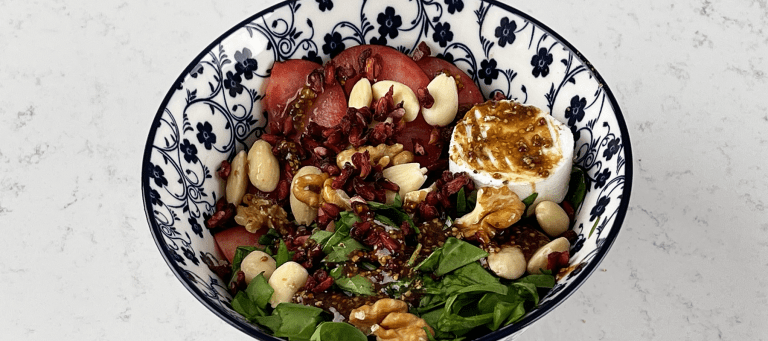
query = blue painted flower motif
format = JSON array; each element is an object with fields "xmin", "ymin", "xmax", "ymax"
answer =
[
  {"xmin": 223, "ymin": 71, "xmax": 243, "ymax": 97},
  {"xmin": 530, "ymin": 47, "xmax": 553, "ymax": 77},
  {"xmin": 570, "ymin": 126, "xmax": 581, "ymax": 142},
  {"xmin": 196, "ymin": 122, "xmax": 217, "ymax": 150},
  {"xmin": 370, "ymin": 35, "xmax": 388, "ymax": 46},
  {"xmin": 571, "ymin": 233, "xmax": 586, "ymax": 254},
  {"xmin": 183, "ymin": 246, "xmax": 200, "ymax": 266},
  {"xmin": 590, "ymin": 195, "xmax": 611, "ymax": 221},
  {"xmin": 432, "ymin": 22, "xmax": 454, "ymax": 48},
  {"xmin": 436, "ymin": 52, "xmax": 454, "ymax": 63},
  {"xmin": 235, "ymin": 48, "xmax": 259, "ymax": 80},
  {"xmin": 190, "ymin": 63, "xmax": 204, "ymax": 78},
  {"xmin": 494, "ymin": 17, "xmax": 517, "ymax": 47},
  {"xmin": 444, "ymin": 0, "xmax": 464, "ymax": 14},
  {"xmin": 189, "ymin": 217, "xmax": 203, "ymax": 238},
  {"xmin": 302, "ymin": 50, "xmax": 323, "ymax": 64},
  {"xmin": 171, "ymin": 251, "xmax": 186, "ymax": 265},
  {"xmin": 377, "ymin": 7, "xmax": 402, "ymax": 39},
  {"xmin": 149, "ymin": 189, "xmax": 163, "ymax": 206},
  {"xmin": 594, "ymin": 168, "xmax": 612, "ymax": 189},
  {"xmin": 179, "ymin": 139, "xmax": 199, "ymax": 164},
  {"xmin": 316, "ymin": 0, "xmax": 333, "ymax": 11},
  {"xmin": 603, "ymin": 137, "xmax": 621, "ymax": 161},
  {"xmin": 147, "ymin": 162, "xmax": 168, "ymax": 187},
  {"xmin": 478, "ymin": 58, "xmax": 499, "ymax": 85},
  {"xmin": 322, "ymin": 32, "xmax": 346, "ymax": 58},
  {"xmin": 565, "ymin": 95, "xmax": 587, "ymax": 126}
]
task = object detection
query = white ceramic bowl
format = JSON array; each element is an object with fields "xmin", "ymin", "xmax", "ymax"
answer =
[{"xmin": 142, "ymin": 0, "xmax": 632, "ymax": 339}]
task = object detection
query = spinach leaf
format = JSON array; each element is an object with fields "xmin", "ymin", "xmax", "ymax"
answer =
[
  {"xmin": 333, "ymin": 274, "xmax": 375, "ymax": 296},
  {"xmin": 231, "ymin": 291, "xmax": 263, "ymax": 321},
  {"xmin": 322, "ymin": 211, "xmax": 360, "ymax": 254},
  {"xmin": 566, "ymin": 166, "xmax": 587, "ymax": 209},
  {"xmin": 258, "ymin": 228, "xmax": 281, "ymax": 246},
  {"xmin": 310, "ymin": 322, "xmax": 367, "ymax": 341},
  {"xmin": 310, "ymin": 230, "xmax": 333, "ymax": 246},
  {"xmin": 374, "ymin": 214, "xmax": 397, "ymax": 228},
  {"xmin": 435, "ymin": 238, "xmax": 488, "ymax": 276},
  {"xmin": 522, "ymin": 192, "xmax": 538, "ymax": 211},
  {"xmin": 393, "ymin": 192, "xmax": 403, "ymax": 208},
  {"xmin": 366, "ymin": 200, "xmax": 418, "ymax": 233},
  {"xmin": 324, "ymin": 237, "xmax": 365, "ymax": 263},
  {"xmin": 414, "ymin": 248, "xmax": 442, "ymax": 272},
  {"xmin": 490, "ymin": 301, "xmax": 524, "ymax": 330},
  {"xmin": 466, "ymin": 190, "xmax": 477, "ymax": 211},
  {"xmin": 245, "ymin": 273, "xmax": 274, "ymax": 311},
  {"xmin": 275, "ymin": 239, "xmax": 294, "ymax": 268},
  {"xmin": 515, "ymin": 274, "xmax": 555, "ymax": 288},
  {"xmin": 456, "ymin": 187, "xmax": 467, "ymax": 214},
  {"xmin": 257, "ymin": 303, "xmax": 326, "ymax": 341}
]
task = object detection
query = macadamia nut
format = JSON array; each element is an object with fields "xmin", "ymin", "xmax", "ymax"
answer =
[
  {"xmin": 268, "ymin": 261, "xmax": 308, "ymax": 308},
  {"xmin": 487, "ymin": 246, "xmax": 526, "ymax": 280},
  {"xmin": 240, "ymin": 251, "xmax": 276, "ymax": 284}
]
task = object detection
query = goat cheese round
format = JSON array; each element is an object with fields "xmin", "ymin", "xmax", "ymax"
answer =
[{"xmin": 449, "ymin": 100, "xmax": 574, "ymax": 208}]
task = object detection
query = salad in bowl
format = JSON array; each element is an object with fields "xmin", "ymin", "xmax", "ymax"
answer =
[{"xmin": 143, "ymin": 0, "xmax": 631, "ymax": 340}]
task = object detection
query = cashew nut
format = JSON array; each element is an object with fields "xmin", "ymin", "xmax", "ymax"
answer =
[
  {"xmin": 247, "ymin": 139, "xmax": 280, "ymax": 192},
  {"xmin": 371, "ymin": 81, "xmax": 419, "ymax": 122},
  {"xmin": 527, "ymin": 237, "xmax": 570, "ymax": 275},
  {"xmin": 349, "ymin": 78, "xmax": 373, "ymax": 109},
  {"xmin": 226, "ymin": 150, "xmax": 249, "ymax": 205},
  {"xmin": 487, "ymin": 246, "xmax": 526, "ymax": 280},
  {"xmin": 241, "ymin": 250, "xmax": 277, "ymax": 284},
  {"xmin": 292, "ymin": 173, "xmax": 330, "ymax": 208},
  {"xmin": 421, "ymin": 73, "xmax": 459, "ymax": 127},
  {"xmin": 268, "ymin": 261, "xmax": 309, "ymax": 308},
  {"xmin": 535, "ymin": 201, "xmax": 570, "ymax": 237},
  {"xmin": 290, "ymin": 166, "xmax": 322, "ymax": 225},
  {"xmin": 382, "ymin": 163, "xmax": 428, "ymax": 198}
]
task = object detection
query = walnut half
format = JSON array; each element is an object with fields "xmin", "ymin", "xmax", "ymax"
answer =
[
  {"xmin": 348, "ymin": 299, "xmax": 434, "ymax": 341},
  {"xmin": 455, "ymin": 186, "xmax": 525, "ymax": 244},
  {"xmin": 336, "ymin": 143, "xmax": 414, "ymax": 169},
  {"xmin": 373, "ymin": 312, "xmax": 434, "ymax": 341}
]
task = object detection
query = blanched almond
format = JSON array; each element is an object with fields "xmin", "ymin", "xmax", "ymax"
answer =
[
  {"xmin": 225, "ymin": 150, "xmax": 248, "ymax": 205},
  {"xmin": 421, "ymin": 73, "xmax": 458, "ymax": 126},
  {"xmin": 371, "ymin": 80, "xmax": 419, "ymax": 122},
  {"xmin": 247, "ymin": 139, "xmax": 280, "ymax": 192},
  {"xmin": 290, "ymin": 166, "xmax": 322, "ymax": 225},
  {"xmin": 527, "ymin": 237, "xmax": 570, "ymax": 275},
  {"xmin": 348, "ymin": 78, "xmax": 373, "ymax": 109}
]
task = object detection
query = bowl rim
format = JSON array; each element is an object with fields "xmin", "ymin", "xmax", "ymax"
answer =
[{"xmin": 142, "ymin": 0, "xmax": 633, "ymax": 339}]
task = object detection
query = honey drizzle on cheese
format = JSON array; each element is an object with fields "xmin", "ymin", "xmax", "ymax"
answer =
[{"xmin": 451, "ymin": 100, "xmax": 562, "ymax": 180}]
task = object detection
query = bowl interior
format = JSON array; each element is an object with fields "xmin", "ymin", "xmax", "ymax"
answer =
[{"xmin": 143, "ymin": 0, "xmax": 632, "ymax": 339}]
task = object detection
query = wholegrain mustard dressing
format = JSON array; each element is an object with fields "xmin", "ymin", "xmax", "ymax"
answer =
[{"xmin": 450, "ymin": 101, "xmax": 563, "ymax": 181}]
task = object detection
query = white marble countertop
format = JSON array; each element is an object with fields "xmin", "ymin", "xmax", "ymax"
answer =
[{"xmin": 2, "ymin": 0, "xmax": 766, "ymax": 339}]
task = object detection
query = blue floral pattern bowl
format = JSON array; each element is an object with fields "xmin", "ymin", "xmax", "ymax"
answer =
[{"xmin": 142, "ymin": 0, "xmax": 632, "ymax": 339}]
